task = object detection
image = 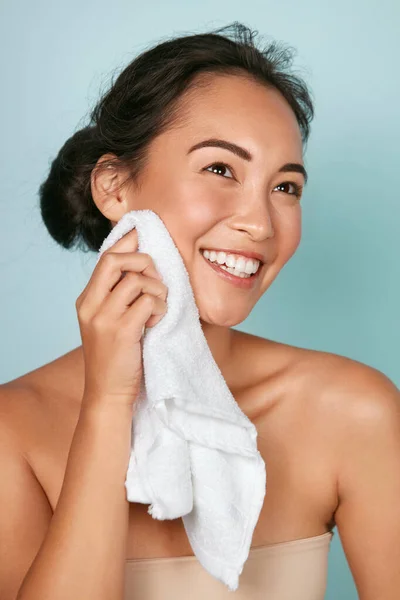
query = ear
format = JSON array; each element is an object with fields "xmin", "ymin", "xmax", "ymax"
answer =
[{"xmin": 90, "ymin": 153, "xmax": 132, "ymax": 226}]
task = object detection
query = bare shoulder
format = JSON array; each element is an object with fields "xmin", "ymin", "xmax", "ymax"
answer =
[
  {"xmin": 253, "ymin": 334, "xmax": 400, "ymax": 456},
  {"xmin": 243, "ymin": 329, "xmax": 399, "ymax": 407},
  {"xmin": 0, "ymin": 379, "xmax": 59, "ymax": 479},
  {"xmin": 0, "ymin": 346, "xmax": 84, "ymax": 443},
  {"xmin": 0, "ymin": 380, "xmax": 43, "ymax": 456},
  {"xmin": 0, "ymin": 384, "xmax": 55, "ymax": 600},
  {"xmin": 237, "ymin": 328, "xmax": 399, "ymax": 449},
  {"xmin": 0, "ymin": 352, "xmax": 83, "ymax": 509},
  {"xmin": 287, "ymin": 343, "xmax": 400, "ymax": 424},
  {"xmin": 300, "ymin": 348, "xmax": 400, "ymax": 480}
]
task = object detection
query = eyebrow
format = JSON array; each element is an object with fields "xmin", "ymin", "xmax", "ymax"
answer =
[{"xmin": 187, "ymin": 138, "xmax": 308, "ymax": 185}]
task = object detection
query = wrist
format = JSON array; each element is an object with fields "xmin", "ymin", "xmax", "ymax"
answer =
[{"xmin": 81, "ymin": 392, "xmax": 136, "ymax": 418}]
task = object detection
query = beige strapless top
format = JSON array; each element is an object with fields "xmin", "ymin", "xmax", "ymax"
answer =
[{"xmin": 124, "ymin": 530, "xmax": 334, "ymax": 599}]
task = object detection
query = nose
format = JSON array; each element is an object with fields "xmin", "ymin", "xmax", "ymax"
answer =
[{"xmin": 228, "ymin": 195, "xmax": 275, "ymax": 242}]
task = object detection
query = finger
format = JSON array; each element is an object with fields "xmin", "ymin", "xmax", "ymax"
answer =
[
  {"xmin": 121, "ymin": 293, "xmax": 167, "ymax": 332},
  {"xmin": 78, "ymin": 229, "xmax": 138, "ymax": 297},
  {"xmin": 105, "ymin": 228, "xmax": 139, "ymax": 253},
  {"xmin": 100, "ymin": 271, "xmax": 168, "ymax": 319},
  {"xmin": 79, "ymin": 252, "xmax": 162, "ymax": 318}
]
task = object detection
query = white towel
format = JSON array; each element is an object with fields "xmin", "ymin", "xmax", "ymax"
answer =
[{"xmin": 96, "ymin": 209, "xmax": 266, "ymax": 591}]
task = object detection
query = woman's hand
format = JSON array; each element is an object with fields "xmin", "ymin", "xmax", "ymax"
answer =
[{"xmin": 75, "ymin": 229, "xmax": 168, "ymax": 407}]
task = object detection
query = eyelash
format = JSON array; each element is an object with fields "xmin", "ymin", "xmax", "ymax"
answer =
[{"xmin": 203, "ymin": 162, "xmax": 303, "ymax": 199}]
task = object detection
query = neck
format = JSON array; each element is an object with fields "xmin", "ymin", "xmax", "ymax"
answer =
[{"xmin": 199, "ymin": 321, "xmax": 235, "ymax": 378}]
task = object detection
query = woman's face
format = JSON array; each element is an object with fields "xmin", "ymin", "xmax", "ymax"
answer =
[{"xmin": 110, "ymin": 74, "xmax": 306, "ymax": 327}]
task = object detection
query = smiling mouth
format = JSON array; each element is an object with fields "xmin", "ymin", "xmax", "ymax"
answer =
[
  {"xmin": 199, "ymin": 250, "xmax": 263, "ymax": 287},
  {"xmin": 199, "ymin": 251, "xmax": 261, "ymax": 275}
]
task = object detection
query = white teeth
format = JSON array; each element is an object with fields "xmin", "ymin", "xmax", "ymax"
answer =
[
  {"xmin": 216, "ymin": 251, "xmax": 226, "ymax": 265},
  {"xmin": 219, "ymin": 265, "xmax": 252, "ymax": 278},
  {"xmin": 202, "ymin": 249, "xmax": 260, "ymax": 274}
]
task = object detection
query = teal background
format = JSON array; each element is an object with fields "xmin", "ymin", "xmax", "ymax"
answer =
[{"xmin": 1, "ymin": 1, "xmax": 399, "ymax": 598}]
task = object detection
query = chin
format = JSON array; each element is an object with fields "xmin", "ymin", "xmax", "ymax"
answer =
[{"xmin": 198, "ymin": 305, "xmax": 250, "ymax": 328}]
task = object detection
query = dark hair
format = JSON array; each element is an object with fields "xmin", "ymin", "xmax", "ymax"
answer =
[{"xmin": 39, "ymin": 22, "xmax": 315, "ymax": 253}]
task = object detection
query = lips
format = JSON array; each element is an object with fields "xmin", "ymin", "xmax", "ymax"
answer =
[{"xmin": 200, "ymin": 250, "xmax": 263, "ymax": 289}]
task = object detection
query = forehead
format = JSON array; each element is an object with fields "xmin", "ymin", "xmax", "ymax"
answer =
[{"xmin": 167, "ymin": 73, "xmax": 303, "ymax": 157}]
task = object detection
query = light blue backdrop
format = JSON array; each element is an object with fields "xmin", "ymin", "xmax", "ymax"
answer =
[{"xmin": 1, "ymin": 1, "xmax": 399, "ymax": 598}]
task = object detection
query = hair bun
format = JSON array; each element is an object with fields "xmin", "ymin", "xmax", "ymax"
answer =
[{"xmin": 39, "ymin": 125, "xmax": 111, "ymax": 251}]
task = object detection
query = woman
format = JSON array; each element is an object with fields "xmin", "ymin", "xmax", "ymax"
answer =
[{"xmin": 1, "ymin": 22, "xmax": 399, "ymax": 600}]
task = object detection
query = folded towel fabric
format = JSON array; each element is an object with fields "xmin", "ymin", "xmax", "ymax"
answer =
[{"xmin": 96, "ymin": 209, "xmax": 266, "ymax": 591}]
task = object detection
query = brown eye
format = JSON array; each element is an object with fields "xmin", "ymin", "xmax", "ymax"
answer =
[
  {"xmin": 274, "ymin": 182, "xmax": 303, "ymax": 198},
  {"xmin": 204, "ymin": 162, "xmax": 234, "ymax": 179}
]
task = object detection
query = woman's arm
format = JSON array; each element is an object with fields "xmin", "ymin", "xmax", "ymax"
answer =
[
  {"xmin": 332, "ymin": 364, "xmax": 400, "ymax": 600},
  {"xmin": 0, "ymin": 392, "xmax": 134, "ymax": 600}
]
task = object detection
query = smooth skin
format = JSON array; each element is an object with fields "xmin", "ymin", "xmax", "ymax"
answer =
[{"xmin": 1, "ymin": 73, "xmax": 400, "ymax": 600}]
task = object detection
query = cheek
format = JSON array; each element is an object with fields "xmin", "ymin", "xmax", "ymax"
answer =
[
  {"xmin": 276, "ymin": 205, "xmax": 302, "ymax": 260},
  {"xmin": 160, "ymin": 176, "xmax": 226, "ymax": 236},
  {"xmin": 136, "ymin": 177, "xmax": 214, "ymax": 267}
]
